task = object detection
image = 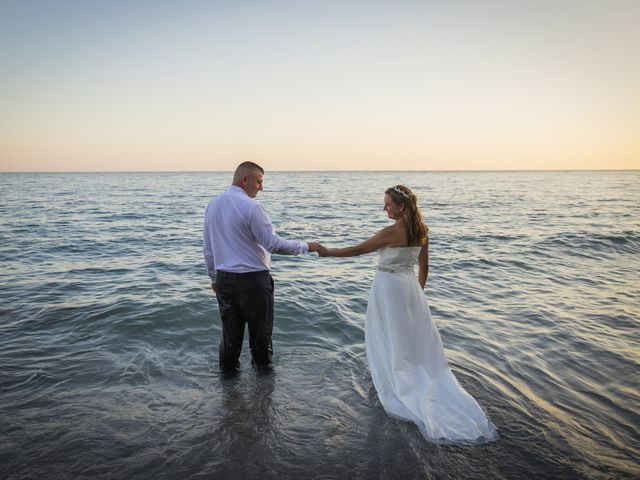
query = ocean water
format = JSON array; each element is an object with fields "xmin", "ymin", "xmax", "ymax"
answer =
[{"xmin": 0, "ymin": 170, "xmax": 638, "ymax": 479}]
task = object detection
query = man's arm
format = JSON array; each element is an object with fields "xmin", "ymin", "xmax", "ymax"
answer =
[
  {"xmin": 249, "ymin": 203, "xmax": 314, "ymax": 255},
  {"xmin": 203, "ymin": 204, "xmax": 217, "ymax": 290}
]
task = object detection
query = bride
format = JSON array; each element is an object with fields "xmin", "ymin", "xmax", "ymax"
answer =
[{"xmin": 318, "ymin": 185, "xmax": 498, "ymax": 443}]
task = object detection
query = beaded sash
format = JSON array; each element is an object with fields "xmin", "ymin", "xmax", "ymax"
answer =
[{"xmin": 378, "ymin": 266, "xmax": 414, "ymax": 274}]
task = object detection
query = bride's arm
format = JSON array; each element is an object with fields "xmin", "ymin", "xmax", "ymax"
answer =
[
  {"xmin": 319, "ymin": 226, "xmax": 395, "ymax": 258},
  {"xmin": 418, "ymin": 238, "xmax": 429, "ymax": 289}
]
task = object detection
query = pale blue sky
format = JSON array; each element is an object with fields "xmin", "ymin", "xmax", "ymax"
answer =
[{"xmin": 1, "ymin": 0, "xmax": 639, "ymax": 171}]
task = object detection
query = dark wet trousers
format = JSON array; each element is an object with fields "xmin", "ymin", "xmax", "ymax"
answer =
[{"xmin": 215, "ymin": 270, "xmax": 274, "ymax": 373}]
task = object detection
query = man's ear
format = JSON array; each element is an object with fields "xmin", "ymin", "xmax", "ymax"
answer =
[{"xmin": 241, "ymin": 176, "xmax": 248, "ymax": 186}]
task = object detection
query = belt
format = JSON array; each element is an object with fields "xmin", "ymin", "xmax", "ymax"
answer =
[{"xmin": 216, "ymin": 270, "xmax": 270, "ymax": 279}]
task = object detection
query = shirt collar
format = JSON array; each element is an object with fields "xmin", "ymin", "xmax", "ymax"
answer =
[{"xmin": 229, "ymin": 185, "xmax": 249, "ymax": 197}]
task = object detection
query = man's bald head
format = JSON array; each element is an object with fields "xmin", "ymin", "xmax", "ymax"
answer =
[
  {"xmin": 232, "ymin": 162, "xmax": 265, "ymax": 198},
  {"xmin": 233, "ymin": 162, "xmax": 264, "ymax": 184}
]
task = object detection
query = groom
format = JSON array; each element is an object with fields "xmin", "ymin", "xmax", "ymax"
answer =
[{"xmin": 203, "ymin": 162, "xmax": 321, "ymax": 374}]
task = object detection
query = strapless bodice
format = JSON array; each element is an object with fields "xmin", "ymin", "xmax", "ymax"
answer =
[{"xmin": 377, "ymin": 246, "xmax": 421, "ymax": 273}]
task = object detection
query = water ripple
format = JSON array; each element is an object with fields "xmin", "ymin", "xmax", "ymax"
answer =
[{"xmin": 1, "ymin": 171, "xmax": 639, "ymax": 479}]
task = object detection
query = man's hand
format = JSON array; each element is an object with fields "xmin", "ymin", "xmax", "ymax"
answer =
[
  {"xmin": 308, "ymin": 242, "xmax": 322, "ymax": 253},
  {"xmin": 317, "ymin": 244, "xmax": 330, "ymax": 257},
  {"xmin": 211, "ymin": 282, "xmax": 218, "ymax": 295}
]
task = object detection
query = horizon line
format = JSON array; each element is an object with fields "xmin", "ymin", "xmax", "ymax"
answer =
[{"xmin": 1, "ymin": 168, "xmax": 639, "ymax": 174}]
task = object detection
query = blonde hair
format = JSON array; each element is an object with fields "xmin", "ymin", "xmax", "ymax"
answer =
[{"xmin": 385, "ymin": 185, "xmax": 428, "ymax": 245}]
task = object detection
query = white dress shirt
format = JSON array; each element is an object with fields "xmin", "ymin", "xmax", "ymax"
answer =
[{"xmin": 203, "ymin": 186, "xmax": 309, "ymax": 282}]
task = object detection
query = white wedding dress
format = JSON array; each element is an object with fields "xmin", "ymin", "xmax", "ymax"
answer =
[{"xmin": 365, "ymin": 246, "xmax": 498, "ymax": 443}]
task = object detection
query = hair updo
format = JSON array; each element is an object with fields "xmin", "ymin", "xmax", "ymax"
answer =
[{"xmin": 385, "ymin": 185, "xmax": 428, "ymax": 246}]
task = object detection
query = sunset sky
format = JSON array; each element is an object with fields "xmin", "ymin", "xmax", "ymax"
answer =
[{"xmin": 1, "ymin": 0, "xmax": 639, "ymax": 172}]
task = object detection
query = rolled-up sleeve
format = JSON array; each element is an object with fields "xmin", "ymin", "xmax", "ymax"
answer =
[
  {"xmin": 249, "ymin": 203, "xmax": 308, "ymax": 255},
  {"xmin": 203, "ymin": 204, "xmax": 217, "ymax": 282}
]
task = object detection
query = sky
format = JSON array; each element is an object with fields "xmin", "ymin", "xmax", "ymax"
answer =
[{"xmin": 1, "ymin": 0, "xmax": 639, "ymax": 172}]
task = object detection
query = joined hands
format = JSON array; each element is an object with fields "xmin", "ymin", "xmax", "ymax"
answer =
[{"xmin": 308, "ymin": 242, "xmax": 330, "ymax": 257}]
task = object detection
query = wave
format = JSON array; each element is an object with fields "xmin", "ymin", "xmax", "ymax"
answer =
[{"xmin": 539, "ymin": 230, "xmax": 640, "ymax": 256}]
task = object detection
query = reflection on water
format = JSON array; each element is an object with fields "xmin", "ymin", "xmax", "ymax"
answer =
[{"xmin": 212, "ymin": 373, "xmax": 277, "ymax": 478}]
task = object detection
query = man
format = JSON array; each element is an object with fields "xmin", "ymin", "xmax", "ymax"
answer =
[{"xmin": 203, "ymin": 162, "xmax": 320, "ymax": 374}]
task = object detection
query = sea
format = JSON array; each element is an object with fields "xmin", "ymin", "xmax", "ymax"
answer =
[{"xmin": 0, "ymin": 171, "xmax": 638, "ymax": 480}]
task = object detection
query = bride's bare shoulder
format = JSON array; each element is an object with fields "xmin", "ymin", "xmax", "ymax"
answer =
[
  {"xmin": 379, "ymin": 222, "xmax": 408, "ymax": 247},
  {"xmin": 376, "ymin": 224, "xmax": 399, "ymax": 239}
]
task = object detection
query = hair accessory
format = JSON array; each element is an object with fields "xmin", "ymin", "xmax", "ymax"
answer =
[{"xmin": 393, "ymin": 186, "xmax": 409, "ymax": 199}]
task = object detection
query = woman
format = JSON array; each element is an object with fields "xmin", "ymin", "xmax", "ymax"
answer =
[{"xmin": 318, "ymin": 185, "xmax": 498, "ymax": 443}]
